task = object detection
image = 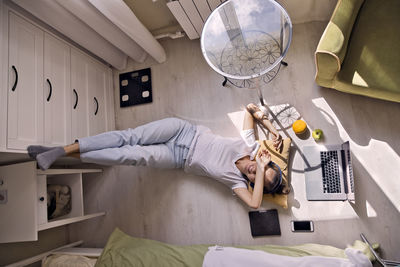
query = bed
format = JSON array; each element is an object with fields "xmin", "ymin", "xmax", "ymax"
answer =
[{"xmin": 35, "ymin": 228, "xmax": 378, "ymax": 267}]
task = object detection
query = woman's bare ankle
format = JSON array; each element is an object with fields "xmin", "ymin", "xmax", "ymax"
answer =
[{"xmin": 64, "ymin": 143, "xmax": 80, "ymax": 155}]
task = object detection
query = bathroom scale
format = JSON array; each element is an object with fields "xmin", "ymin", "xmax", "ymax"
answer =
[{"xmin": 119, "ymin": 68, "xmax": 152, "ymax": 107}]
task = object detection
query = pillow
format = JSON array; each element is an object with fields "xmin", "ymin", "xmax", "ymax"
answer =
[
  {"xmin": 96, "ymin": 228, "xmax": 208, "ymax": 267},
  {"xmin": 248, "ymin": 138, "xmax": 291, "ymax": 209}
]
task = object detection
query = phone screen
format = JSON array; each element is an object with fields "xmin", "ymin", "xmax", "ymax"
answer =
[{"xmin": 292, "ymin": 221, "xmax": 312, "ymax": 231}]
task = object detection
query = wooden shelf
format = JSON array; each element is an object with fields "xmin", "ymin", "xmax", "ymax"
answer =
[
  {"xmin": 38, "ymin": 212, "xmax": 106, "ymax": 231},
  {"xmin": 1, "ymin": 161, "xmax": 105, "ymax": 243},
  {"xmin": 37, "ymin": 168, "xmax": 103, "ymax": 175}
]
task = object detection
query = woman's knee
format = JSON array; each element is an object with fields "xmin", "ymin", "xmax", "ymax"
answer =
[
  {"xmin": 110, "ymin": 129, "xmax": 133, "ymax": 147},
  {"xmin": 162, "ymin": 117, "xmax": 186, "ymax": 125},
  {"xmin": 160, "ymin": 117, "xmax": 190, "ymax": 131}
]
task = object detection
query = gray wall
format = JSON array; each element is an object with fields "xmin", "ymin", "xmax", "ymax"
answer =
[
  {"xmin": 277, "ymin": 0, "xmax": 337, "ymax": 24},
  {"xmin": 124, "ymin": 0, "xmax": 337, "ymax": 36}
]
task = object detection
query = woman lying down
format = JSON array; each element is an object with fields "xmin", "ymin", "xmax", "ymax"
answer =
[{"xmin": 28, "ymin": 104, "xmax": 287, "ymax": 209}]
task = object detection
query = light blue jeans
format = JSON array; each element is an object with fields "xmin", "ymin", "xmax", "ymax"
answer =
[{"xmin": 78, "ymin": 118, "xmax": 196, "ymax": 169}]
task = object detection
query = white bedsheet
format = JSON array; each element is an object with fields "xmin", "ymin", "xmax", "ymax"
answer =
[{"xmin": 203, "ymin": 246, "xmax": 372, "ymax": 267}]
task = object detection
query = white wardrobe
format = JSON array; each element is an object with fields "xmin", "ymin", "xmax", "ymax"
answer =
[{"xmin": 1, "ymin": 3, "xmax": 115, "ymax": 153}]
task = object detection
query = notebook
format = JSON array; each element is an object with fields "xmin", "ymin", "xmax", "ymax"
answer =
[{"xmin": 249, "ymin": 209, "xmax": 281, "ymax": 237}]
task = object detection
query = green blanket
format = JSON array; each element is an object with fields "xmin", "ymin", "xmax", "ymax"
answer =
[{"xmin": 95, "ymin": 228, "xmax": 372, "ymax": 267}]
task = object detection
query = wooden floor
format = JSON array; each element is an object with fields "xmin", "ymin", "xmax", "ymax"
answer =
[{"xmin": 68, "ymin": 21, "xmax": 400, "ymax": 260}]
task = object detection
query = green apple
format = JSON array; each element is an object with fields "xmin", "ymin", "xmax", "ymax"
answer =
[{"xmin": 312, "ymin": 129, "xmax": 323, "ymax": 141}]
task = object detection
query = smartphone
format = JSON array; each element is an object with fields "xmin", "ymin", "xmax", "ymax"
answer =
[{"xmin": 291, "ymin": 220, "xmax": 314, "ymax": 232}]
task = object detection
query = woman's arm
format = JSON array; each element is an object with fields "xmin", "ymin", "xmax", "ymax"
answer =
[
  {"xmin": 234, "ymin": 150, "xmax": 271, "ymax": 209},
  {"xmin": 241, "ymin": 107, "xmax": 259, "ymax": 150},
  {"xmin": 260, "ymin": 118, "xmax": 279, "ymax": 138},
  {"xmin": 260, "ymin": 118, "xmax": 283, "ymax": 151},
  {"xmin": 246, "ymin": 103, "xmax": 283, "ymax": 150},
  {"xmin": 243, "ymin": 108, "xmax": 255, "ymax": 131}
]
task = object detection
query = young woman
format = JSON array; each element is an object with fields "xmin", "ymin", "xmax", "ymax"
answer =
[{"xmin": 28, "ymin": 104, "xmax": 284, "ymax": 209}]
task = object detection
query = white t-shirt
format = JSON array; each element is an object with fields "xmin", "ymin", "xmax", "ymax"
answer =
[{"xmin": 184, "ymin": 126, "xmax": 259, "ymax": 191}]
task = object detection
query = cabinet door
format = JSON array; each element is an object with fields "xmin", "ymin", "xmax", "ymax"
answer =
[
  {"xmin": 87, "ymin": 59, "xmax": 108, "ymax": 136},
  {"xmin": 44, "ymin": 33, "xmax": 71, "ymax": 146},
  {"xmin": 7, "ymin": 12, "xmax": 44, "ymax": 150},
  {"xmin": 0, "ymin": 162, "xmax": 37, "ymax": 243},
  {"xmin": 71, "ymin": 48, "xmax": 89, "ymax": 142}
]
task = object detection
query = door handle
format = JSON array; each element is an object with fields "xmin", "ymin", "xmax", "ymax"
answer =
[
  {"xmin": 11, "ymin": 65, "xmax": 18, "ymax": 91},
  {"xmin": 94, "ymin": 97, "xmax": 99, "ymax": 115},
  {"xmin": 73, "ymin": 89, "xmax": 78, "ymax": 109},
  {"xmin": 46, "ymin": 79, "xmax": 52, "ymax": 102}
]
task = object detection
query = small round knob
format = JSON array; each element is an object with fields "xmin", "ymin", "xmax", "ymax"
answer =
[{"xmin": 39, "ymin": 197, "xmax": 44, "ymax": 202}]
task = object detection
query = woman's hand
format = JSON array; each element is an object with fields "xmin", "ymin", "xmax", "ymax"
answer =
[
  {"xmin": 272, "ymin": 134, "xmax": 283, "ymax": 151},
  {"xmin": 256, "ymin": 149, "xmax": 271, "ymax": 171},
  {"xmin": 246, "ymin": 103, "xmax": 266, "ymax": 121}
]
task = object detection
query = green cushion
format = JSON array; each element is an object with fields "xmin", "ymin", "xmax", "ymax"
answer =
[{"xmin": 338, "ymin": 0, "xmax": 400, "ymax": 94}]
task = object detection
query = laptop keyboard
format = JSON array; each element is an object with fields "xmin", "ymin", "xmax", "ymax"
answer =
[
  {"xmin": 347, "ymin": 150, "xmax": 354, "ymax": 193},
  {"xmin": 320, "ymin": 151, "xmax": 341, "ymax": 193}
]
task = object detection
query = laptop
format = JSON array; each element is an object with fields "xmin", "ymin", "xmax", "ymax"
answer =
[{"xmin": 303, "ymin": 141, "xmax": 354, "ymax": 201}]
